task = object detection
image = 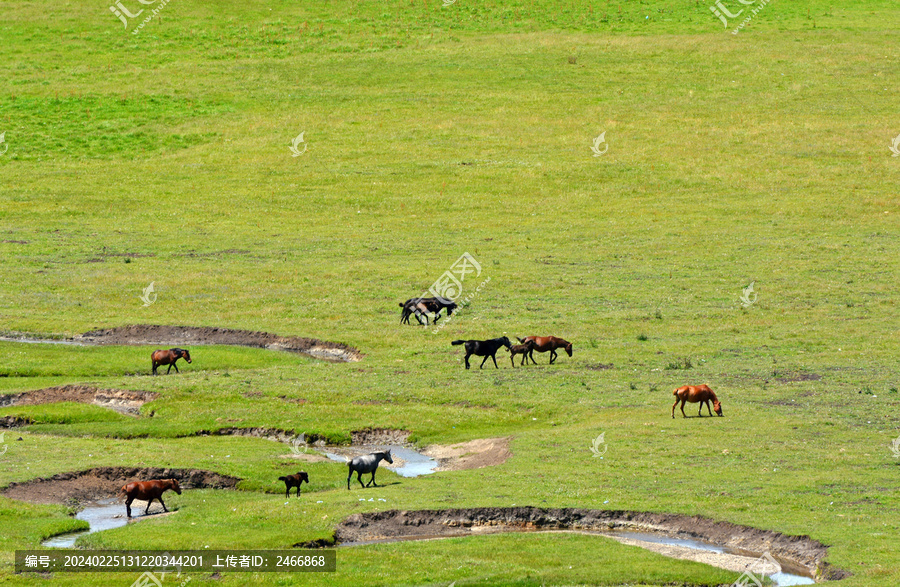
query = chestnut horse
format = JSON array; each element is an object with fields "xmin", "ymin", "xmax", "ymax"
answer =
[
  {"xmin": 516, "ymin": 336, "xmax": 573, "ymax": 364},
  {"xmin": 121, "ymin": 479, "xmax": 182, "ymax": 517},
  {"xmin": 672, "ymin": 384, "xmax": 723, "ymax": 418},
  {"xmin": 151, "ymin": 348, "xmax": 191, "ymax": 375}
]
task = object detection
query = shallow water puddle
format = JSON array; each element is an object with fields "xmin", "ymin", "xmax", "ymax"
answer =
[
  {"xmin": 321, "ymin": 445, "xmax": 438, "ymax": 478},
  {"xmin": 41, "ymin": 498, "xmax": 156, "ymax": 548}
]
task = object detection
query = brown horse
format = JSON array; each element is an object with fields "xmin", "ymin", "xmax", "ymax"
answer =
[
  {"xmin": 278, "ymin": 471, "xmax": 309, "ymax": 498},
  {"xmin": 508, "ymin": 340, "xmax": 536, "ymax": 367},
  {"xmin": 151, "ymin": 348, "xmax": 191, "ymax": 375},
  {"xmin": 516, "ymin": 336, "xmax": 573, "ymax": 364},
  {"xmin": 672, "ymin": 384, "xmax": 723, "ymax": 418},
  {"xmin": 121, "ymin": 479, "xmax": 182, "ymax": 517}
]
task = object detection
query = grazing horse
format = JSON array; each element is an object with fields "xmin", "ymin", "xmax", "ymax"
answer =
[
  {"xmin": 508, "ymin": 340, "xmax": 536, "ymax": 367},
  {"xmin": 451, "ymin": 337, "xmax": 512, "ymax": 369},
  {"xmin": 151, "ymin": 348, "xmax": 191, "ymax": 375},
  {"xmin": 347, "ymin": 450, "xmax": 393, "ymax": 490},
  {"xmin": 121, "ymin": 479, "xmax": 181, "ymax": 518},
  {"xmin": 672, "ymin": 384, "xmax": 723, "ymax": 418},
  {"xmin": 516, "ymin": 336, "xmax": 573, "ymax": 365},
  {"xmin": 278, "ymin": 471, "xmax": 309, "ymax": 498},
  {"xmin": 399, "ymin": 297, "xmax": 457, "ymax": 325}
]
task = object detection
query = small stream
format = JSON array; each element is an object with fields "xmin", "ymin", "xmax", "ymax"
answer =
[
  {"xmin": 40, "ymin": 498, "xmax": 167, "ymax": 548},
  {"xmin": 42, "ymin": 499, "xmax": 128, "ymax": 548}
]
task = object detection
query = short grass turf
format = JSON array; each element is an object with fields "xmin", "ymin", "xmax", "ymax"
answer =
[{"xmin": 0, "ymin": 0, "xmax": 899, "ymax": 585}]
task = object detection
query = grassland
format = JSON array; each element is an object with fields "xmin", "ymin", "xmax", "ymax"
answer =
[{"xmin": 0, "ymin": 0, "xmax": 898, "ymax": 585}]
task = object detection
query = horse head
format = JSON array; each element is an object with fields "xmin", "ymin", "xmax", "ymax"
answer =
[
  {"xmin": 499, "ymin": 336, "xmax": 512, "ymax": 349},
  {"xmin": 713, "ymin": 400, "xmax": 723, "ymax": 416},
  {"xmin": 169, "ymin": 479, "xmax": 183, "ymax": 494},
  {"xmin": 445, "ymin": 302, "xmax": 458, "ymax": 316},
  {"xmin": 178, "ymin": 349, "xmax": 192, "ymax": 363},
  {"xmin": 381, "ymin": 449, "xmax": 393, "ymax": 464},
  {"xmin": 564, "ymin": 342, "xmax": 573, "ymax": 357}
]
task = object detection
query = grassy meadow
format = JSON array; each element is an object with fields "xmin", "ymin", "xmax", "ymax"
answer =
[{"xmin": 1, "ymin": 0, "xmax": 898, "ymax": 585}]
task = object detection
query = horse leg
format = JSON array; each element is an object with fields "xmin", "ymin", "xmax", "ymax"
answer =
[
  {"xmin": 680, "ymin": 400, "xmax": 687, "ymax": 418},
  {"xmin": 357, "ymin": 471, "xmax": 365, "ymax": 489},
  {"xmin": 464, "ymin": 352, "xmax": 471, "ymax": 370},
  {"xmin": 704, "ymin": 400, "xmax": 713, "ymax": 416},
  {"xmin": 152, "ymin": 361, "xmax": 158, "ymax": 375},
  {"xmin": 480, "ymin": 355, "xmax": 490, "ymax": 369},
  {"xmin": 172, "ymin": 361, "xmax": 179, "ymax": 373},
  {"xmin": 158, "ymin": 496, "xmax": 168, "ymax": 512},
  {"xmin": 285, "ymin": 485, "xmax": 290, "ymax": 498},
  {"xmin": 145, "ymin": 497, "xmax": 155, "ymax": 515},
  {"xmin": 368, "ymin": 471, "xmax": 377, "ymax": 487},
  {"xmin": 528, "ymin": 349, "xmax": 537, "ymax": 365},
  {"xmin": 672, "ymin": 400, "xmax": 678, "ymax": 419},
  {"xmin": 511, "ymin": 354, "xmax": 515, "ymax": 368},
  {"xmin": 490, "ymin": 353, "xmax": 499, "ymax": 369},
  {"xmin": 549, "ymin": 349, "xmax": 557, "ymax": 364},
  {"xmin": 125, "ymin": 497, "xmax": 133, "ymax": 518},
  {"xmin": 166, "ymin": 364, "xmax": 173, "ymax": 374},
  {"xmin": 347, "ymin": 469, "xmax": 353, "ymax": 490}
]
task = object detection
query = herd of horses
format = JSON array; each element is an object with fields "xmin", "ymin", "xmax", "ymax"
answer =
[
  {"xmin": 119, "ymin": 298, "xmax": 723, "ymax": 516},
  {"xmin": 118, "ymin": 451, "xmax": 394, "ymax": 516}
]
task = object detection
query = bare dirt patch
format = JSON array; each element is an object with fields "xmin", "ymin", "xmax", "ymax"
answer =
[
  {"xmin": 351, "ymin": 428, "xmax": 411, "ymax": 445},
  {"xmin": 75, "ymin": 325, "xmax": 361, "ymax": 362},
  {"xmin": 3, "ymin": 467, "xmax": 240, "ymax": 506},
  {"xmin": 330, "ymin": 507, "xmax": 848, "ymax": 581},
  {"xmin": 423, "ymin": 437, "xmax": 511, "ymax": 472},
  {"xmin": 776, "ymin": 372, "xmax": 822, "ymax": 384},
  {"xmin": 0, "ymin": 385, "xmax": 158, "ymax": 416}
]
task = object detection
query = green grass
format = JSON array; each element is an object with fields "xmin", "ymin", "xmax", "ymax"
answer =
[{"xmin": 1, "ymin": 0, "xmax": 899, "ymax": 585}]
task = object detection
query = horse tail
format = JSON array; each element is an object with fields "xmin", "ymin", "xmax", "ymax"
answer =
[
  {"xmin": 516, "ymin": 337, "xmax": 525, "ymax": 343},
  {"xmin": 278, "ymin": 476, "xmax": 287, "ymax": 482},
  {"xmin": 451, "ymin": 340, "xmax": 466, "ymax": 346}
]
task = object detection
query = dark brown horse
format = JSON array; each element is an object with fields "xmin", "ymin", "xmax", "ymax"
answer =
[
  {"xmin": 452, "ymin": 337, "xmax": 512, "ymax": 369},
  {"xmin": 121, "ymin": 479, "xmax": 182, "ymax": 517},
  {"xmin": 508, "ymin": 340, "xmax": 536, "ymax": 367},
  {"xmin": 516, "ymin": 336, "xmax": 573, "ymax": 364},
  {"xmin": 399, "ymin": 297, "xmax": 457, "ymax": 325},
  {"xmin": 672, "ymin": 384, "xmax": 723, "ymax": 418},
  {"xmin": 278, "ymin": 471, "xmax": 309, "ymax": 498},
  {"xmin": 151, "ymin": 348, "xmax": 191, "ymax": 375}
]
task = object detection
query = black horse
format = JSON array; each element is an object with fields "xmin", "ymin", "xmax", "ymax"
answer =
[
  {"xmin": 399, "ymin": 297, "xmax": 457, "ymax": 325},
  {"xmin": 451, "ymin": 337, "xmax": 512, "ymax": 369}
]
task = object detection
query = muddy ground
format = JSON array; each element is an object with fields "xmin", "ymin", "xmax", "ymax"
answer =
[
  {"xmin": 332, "ymin": 507, "xmax": 848, "ymax": 580},
  {"xmin": 0, "ymin": 385, "xmax": 158, "ymax": 416},
  {"xmin": 2, "ymin": 467, "xmax": 240, "ymax": 506},
  {"xmin": 74, "ymin": 325, "xmax": 361, "ymax": 362}
]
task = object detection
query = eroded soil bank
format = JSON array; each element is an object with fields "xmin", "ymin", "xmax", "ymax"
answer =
[
  {"xmin": 0, "ymin": 385, "xmax": 158, "ymax": 415},
  {"xmin": 332, "ymin": 507, "xmax": 849, "ymax": 581},
  {"xmin": 3, "ymin": 467, "xmax": 240, "ymax": 505},
  {"xmin": 75, "ymin": 325, "xmax": 361, "ymax": 362}
]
